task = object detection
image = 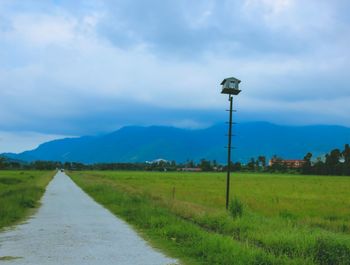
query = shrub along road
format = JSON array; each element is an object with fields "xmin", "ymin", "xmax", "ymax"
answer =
[
  {"xmin": 0, "ymin": 170, "xmax": 54, "ymax": 230},
  {"xmin": 0, "ymin": 171, "xmax": 177, "ymax": 265}
]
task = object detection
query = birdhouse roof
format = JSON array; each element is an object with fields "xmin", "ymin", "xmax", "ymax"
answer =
[{"xmin": 220, "ymin": 77, "xmax": 241, "ymax": 85}]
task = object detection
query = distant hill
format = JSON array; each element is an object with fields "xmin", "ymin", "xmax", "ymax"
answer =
[
  {"xmin": 3, "ymin": 122, "xmax": 350, "ymax": 164},
  {"xmin": 0, "ymin": 154, "xmax": 27, "ymax": 164}
]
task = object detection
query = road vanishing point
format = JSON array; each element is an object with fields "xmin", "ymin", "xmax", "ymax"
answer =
[{"xmin": 0, "ymin": 171, "xmax": 178, "ymax": 265}]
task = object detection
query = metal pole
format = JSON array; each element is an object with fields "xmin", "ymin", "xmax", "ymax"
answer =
[{"xmin": 226, "ymin": 95, "xmax": 233, "ymax": 209}]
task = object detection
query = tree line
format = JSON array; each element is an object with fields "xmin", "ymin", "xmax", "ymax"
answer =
[
  {"xmin": 302, "ymin": 144, "xmax": 350, "ymax": 176},
  {"xmin": 1, "ymin": 144, "xmax": 349, "ymax": 176},
  {"xmin": 229, "ymin": 144, "xmax": 350, "ymax": 176},
  {"xmin": 0, "ymin": 158, "xmax": 212, "ymax": 171}
]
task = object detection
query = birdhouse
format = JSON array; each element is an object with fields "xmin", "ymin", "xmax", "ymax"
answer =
[{"xmin": 221, "ymin": 77, "xmax": 241, "ymax": 95}]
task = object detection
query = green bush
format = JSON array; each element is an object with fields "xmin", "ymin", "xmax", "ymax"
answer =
[
  {"xmin": 314, "ymin": 237, "xmax": 350, "ymax": 265},
  {"xmin": 229, "ymin": 197, "xmax": 244, "ymax": 218}
]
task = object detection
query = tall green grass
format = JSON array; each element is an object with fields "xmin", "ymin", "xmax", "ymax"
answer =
[
  {"xmin": 70, "ymin": 171, "xmax": 350, "ymax": 265},
  {"xmin": 71, "ymin": 181, "xmax": 304, "ymax": 265},
  {"xmin": 0, "ymin": 170, "xmax": 54, "ymax": 229}
]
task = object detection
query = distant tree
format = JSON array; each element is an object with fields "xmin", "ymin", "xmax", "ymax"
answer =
[
  {"xmin": 247, "ymin": 158, "xmax": 256, "ymax": 171},
  {"xmin": 325, "ymin": 149, "xmax": 342, "ymax": 175},
  {"xmin": 32, "ymin": 161, "xmax": 58, "ymax": 170},
  {"xmin": 186, "ymin": 160, "xmax": 195, "ymax": 168},
  {"xmin": 71, "ymin": 162, "xmax": 85, "ymax": 171},
  {"xmin": 9, "ymin": 162, "xmax": 21, "ymax": 169},
  {"xmin": 342, "ymin": 144, "xmax": 350, "ymax": 175},
  {"xmin": 258, "ymin": 156, "xmax": 266, "ymax": 169},
  {"xmin": 255, "ymin": 159, "xmax": 259, "ymax": 170},
  {"xmin": 0, "ymin": 157, "xmax": 7, "ymax": 169},
  {"xmin": 313, "ymin": 157, "xmax": 326, "ymax": 175},
  {"xmin": 302, "ymin": 152, "xmax": 313, "ymax": 174},
  {"xmin": 343, "ymin": 144, "xmax": 350, "ymax": 163},
  {"xmin": 232, "ymin": 162, "xmax": 242, "ymax": 171},
  {"xmin": 199, "ymin": 159, "xmax": 212, "ymax": 171},
  {"xmin": 211, "ymin": 160, "xmax": 220, "ymax": 171},
  {"xmin": 223, "ymin": 161, "xmax": 234, "ymax": 171},
  {"xmin": 64, "ymin": 162, "xmax": 72, "ymax": 170},
  {"xmin": 269, "ymin": 155, "xmax": 287, "ymax": 172}
]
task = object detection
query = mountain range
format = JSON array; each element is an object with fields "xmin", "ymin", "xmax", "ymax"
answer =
[{"xmin": 2, "ymin": 122, "xmax": 350, "ymax": 164}]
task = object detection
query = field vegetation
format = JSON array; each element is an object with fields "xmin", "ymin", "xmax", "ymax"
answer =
[
  {"xmin": 0, "ymin": 170, "xmax": 54, "ymax": 229},
  {"xmin": 70, "ymin": 171, "xmax": 350, "ymax": 265}
]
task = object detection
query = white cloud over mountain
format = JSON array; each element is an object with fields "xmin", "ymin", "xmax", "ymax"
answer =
[{"xmin": 0, "ymin": 0, "xmax": 349, "ymax": 152}]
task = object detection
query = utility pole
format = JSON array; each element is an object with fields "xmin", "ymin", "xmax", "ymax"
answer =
[
  {"xmin": 220, "ymin": 77, "xmax": 241, "ymax": 209},
  {"xmin": 226, "ymin": 95, "xmax": 233, "ymax": 209}
]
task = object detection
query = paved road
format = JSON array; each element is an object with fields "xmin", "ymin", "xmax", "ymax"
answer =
[{"xmin": 0, "ymin": 172, "xmax": 178, "ymax": 265}]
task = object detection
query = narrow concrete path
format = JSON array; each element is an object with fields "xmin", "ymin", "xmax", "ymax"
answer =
[{"xmin": 0, "ymin": 172, "xmax": 178, "ymax": 265}]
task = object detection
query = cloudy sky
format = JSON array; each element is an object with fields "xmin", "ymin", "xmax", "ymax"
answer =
[{"xmin": 1, "ymin": 0, "xmax": 349, "ymax": 153}]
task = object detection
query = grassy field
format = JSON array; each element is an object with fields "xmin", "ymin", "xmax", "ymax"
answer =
[
  {"xmin": 0, "ymin": 170, "xmax": 55, "ymax": 230},
  {"xmin": 70, "ymin": 171, "xmax": 350, "ymax": 265}
]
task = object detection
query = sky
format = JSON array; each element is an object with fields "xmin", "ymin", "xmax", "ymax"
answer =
[{"xmin": 0, "ymin": 0, "xmax": 350, "ymax": 153}]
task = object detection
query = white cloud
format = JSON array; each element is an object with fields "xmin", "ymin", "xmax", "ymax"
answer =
[
  {"xmin": 0, "ymin": 0, "xmax": 349, "ymax": 146},
  {"xmin": 244, "ymin": 0, "xmax": 293, "ymax": 14},
  {"xmin": 13, "ymin": 15, "xmax": 75, "ymax": 46}
]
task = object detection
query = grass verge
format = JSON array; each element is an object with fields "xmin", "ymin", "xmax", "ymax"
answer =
[
  {"xmin": 69, "ymin": 171, "xmax": 350, "ymax": 265},
  {"xmin": 0, "ymin": 170, "xmax": 55, "ymax": 230}
]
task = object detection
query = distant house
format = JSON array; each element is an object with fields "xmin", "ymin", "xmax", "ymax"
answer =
[
  {"xmin": 269, "ymin": 159, "xmax": 306, "ymax": 169},
  {"xmin": 178, "ymin": 167, "xmax": 202, "ymax": 172}
]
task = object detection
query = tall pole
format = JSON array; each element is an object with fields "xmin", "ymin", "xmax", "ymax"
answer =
[{"xmin": 226, "ymin": 95, "xmax": 233, "ymax": 209}]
